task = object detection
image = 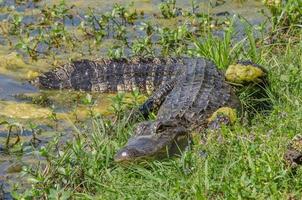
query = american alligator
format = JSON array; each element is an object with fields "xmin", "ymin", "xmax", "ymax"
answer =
[{"xmin": 33, "ymin": 57, "xmax": 266, "ymax": 162}]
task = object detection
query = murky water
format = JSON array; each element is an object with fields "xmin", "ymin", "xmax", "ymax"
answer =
[
  {"xmin": 0, "ymin": 0, "xmax": 267, "ymax": 195},
  {"xmin": 0, "ymin": 75, "xmax": 37, "ymax": 100}
]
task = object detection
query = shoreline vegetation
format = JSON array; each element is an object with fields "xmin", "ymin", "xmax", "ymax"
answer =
[{"xmin": 0, "ymin": 0, "xmax": 301, "ymax": 199}]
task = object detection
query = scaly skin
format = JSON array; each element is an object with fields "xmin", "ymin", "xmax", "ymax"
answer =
[
  {"xmin": 114, "ymin": 58, "xmax": 241, "ymax": 162},
  {"xmin": 32, "ymin": 57, "xmax": 181, "ymax": 93},
  {"xmin": 284, "ymin": 135, "xmax": 302, "ymax": 168},
  {"xmin": 33, "ymin": 57, "xmax": 267, "ymax": 162}
]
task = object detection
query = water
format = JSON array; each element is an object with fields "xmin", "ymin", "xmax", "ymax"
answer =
[
  {"xmin": 0, "ymin": 179, "xmax": 13, "ymax": 200},
  {"xmin": 0, "ymin": 0, "xmax": 268, "ymax": 194},
  {"xmin": 0, "ymin": 75, "xmax": 37, "ymax": 101}
]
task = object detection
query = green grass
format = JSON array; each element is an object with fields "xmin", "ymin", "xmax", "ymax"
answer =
[
  {"xmin": 13, "ymin": 33, "xmax": 302, "ymax": 199},
  {"xmin": 3, "ymin": 1, "xmax": 302, "ymax": 199}
]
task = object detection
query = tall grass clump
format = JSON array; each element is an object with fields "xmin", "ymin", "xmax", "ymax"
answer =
[
  {"xmin": 189, "ymin": 17, "xmax": 266, "ymax": 69},
  {"xmin": 190, "ymin": 27, "xmax": 236, "ymax": 69}
]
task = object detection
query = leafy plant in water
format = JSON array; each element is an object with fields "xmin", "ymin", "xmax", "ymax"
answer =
[
  {"xmin": 1, "ymin": 1, "xmax": 218, "ymax": 60},
  {"xmin": 131, "ymin": 37, "xmax": 154, "ymax": 57},
  {"xmin": 40, "ymin": 0, "xmax": 74, "ymax": 25},
  {"xmin": 3, "ymin": 0, "xmax": 78, "ymax": 60},
  {"xmin": 158, "ymin": 24, "xmax": 191, "ymax": 56},
  {"xmin": 107, "ymin": 44, "xmax": 125, "ymax": 59},
  {"xmin": 0, "ymin": 121, "xmax": 23, "ymax": 148},
  {"xmin": 28, "ymin": 122, "xmax": 42, "ymax": 145},
  {"xmin": 111, "ymin": 3, "xmax": 138, "ymax": 25},
  {"xmin": 15, "ymin": 33, "xmax": 40, "ymax": 60},
  {"xmin": 79, "ymin": 8, "xmax": 107, "ymax": 45},
  {"xmin": 159, "ymin": 0, "xmax": 180, "ymax": 19},
  {"xmin": 8, "ymin": 14, "xmax": 23, "ymax": 35}
]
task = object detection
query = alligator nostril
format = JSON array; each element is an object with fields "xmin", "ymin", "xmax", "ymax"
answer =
[{"xmin": 114, "ymin": 149, "xmax": 131, "ymax": 162}]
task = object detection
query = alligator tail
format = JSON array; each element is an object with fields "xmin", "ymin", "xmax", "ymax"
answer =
[{"xmin": 32, "ymin": 58, "xmax": 181, "ymax": 92}]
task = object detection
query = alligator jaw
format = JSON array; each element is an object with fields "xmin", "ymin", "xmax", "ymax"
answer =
[
  {"xmin": 114, "ymin": 136, "xmax": 160, "ymax": 163},
  {"xmin": 114, "ymin": 135, "xmax": 165, "ymax": 163},
  {"xmin": 114, "ymin": 120, "xmax": 188, "ymax": 163},
  {"xmin": 114, "ymin": 135, "xmax": 191, "ymax": 163}
]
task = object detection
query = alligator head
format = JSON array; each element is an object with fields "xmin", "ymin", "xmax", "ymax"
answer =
[{"xmin": 114, "ymin": 120, "xmax": 188, "ymax": 163}]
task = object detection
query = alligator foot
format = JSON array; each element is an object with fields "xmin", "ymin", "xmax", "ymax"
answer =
[
  {"xmin": 201, "ymin": 107, "xmax": 238, "ymax": 147},
  {"xmin": 207, "ymin": 107, "xmax": 237, "ymax": 130},
  {"xmin": 284, "ymin": 134, "xmax": 302, "ymax": 168}
]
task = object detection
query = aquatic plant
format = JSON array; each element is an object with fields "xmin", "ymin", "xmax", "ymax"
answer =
[
  {"xmin": 159, "ymin": 0, "xmax": 179, "ymax": 19},
  {"xmin": 0, "ymin": 0, "xmax": 223, "ymax": 61},
  {"xmin": 0, "ymin": 120, "xmax": 23, "ymax": 148}
]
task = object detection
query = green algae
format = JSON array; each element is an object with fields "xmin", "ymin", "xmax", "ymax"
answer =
[
  {"xmin": 0, "ymin": 101, "xmax": 51, "ymax": 119},
  {"xmin": 0, "ymin": 47, "xmax": 50, "ymax": 80}
]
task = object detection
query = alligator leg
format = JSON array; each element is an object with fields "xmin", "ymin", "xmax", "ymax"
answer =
[
  {"xmin": 138, "ymin": 78, "xmax": 178, "ymax": 118},
  {"xmin": 126, "ymin": 78, "xmax": 179, "ymax": 123},
  {"xmin": 197, "ymin": 107, "xmax": 237, "ymax": 152},
  {"xmin": 284, "ymin": 134, "xmax": 302, "ymax": 168},
  {"xmin": 207, "ymin": 107, "xmax": 237, "ymax": 130}
]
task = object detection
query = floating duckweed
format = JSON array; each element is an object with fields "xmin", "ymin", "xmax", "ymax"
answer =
[
  {"xmin": 26, "ymin": 70, "xmax": 40, "ymax": 80},
  {"xmin": 0, "ymin": 52, "xmax": 27, "ymax": 69}
]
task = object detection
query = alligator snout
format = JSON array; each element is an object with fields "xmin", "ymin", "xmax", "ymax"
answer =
[{"xmin": 114, "ymin": 136, "xmax": 157, "ymax": 163}]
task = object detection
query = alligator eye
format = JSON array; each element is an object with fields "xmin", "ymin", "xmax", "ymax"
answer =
[{"xmin": 157, "ymin": 124, "xmax": 165, "ymax": 132}]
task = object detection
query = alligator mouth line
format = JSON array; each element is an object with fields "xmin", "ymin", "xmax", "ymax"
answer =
[{"xmin": 114, "ymin": 136, "xmax": 191, "ymax": 163}]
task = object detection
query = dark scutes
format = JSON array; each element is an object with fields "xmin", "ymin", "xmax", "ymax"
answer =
[
  {"xmin": 32, "ymin": 58, "xmax": 181, "ymax": 92},
  {"xmin": 34, "ymin": 57, "xmax": 241, "ymax": 162},
  {"xmin": 115, "ymin": 58, "xmax": 240, "ymax": 162}
]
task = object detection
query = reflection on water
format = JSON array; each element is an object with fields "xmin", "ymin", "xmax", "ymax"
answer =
[{"xmin": 0, "ymin": 75, "xmax": 37, "ymax": 101}]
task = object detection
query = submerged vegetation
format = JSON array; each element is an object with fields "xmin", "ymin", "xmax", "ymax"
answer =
[
  {"xmin": 0, "ymin": 0, "xmax": 233, "ymax": 62},
  {"xmin": 0, "ymin": 0, "xmax": 301, "ymax": 199}
]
